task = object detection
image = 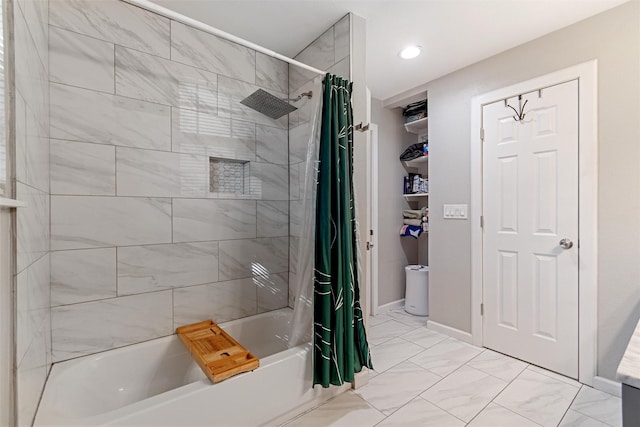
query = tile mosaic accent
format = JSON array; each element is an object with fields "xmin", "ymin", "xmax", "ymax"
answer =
[{"xmin": 209, "ymin": 157, "xmax": 250, "ymax": 195}]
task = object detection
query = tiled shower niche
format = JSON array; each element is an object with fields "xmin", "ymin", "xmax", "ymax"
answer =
[{"xmin": 209, "ymin": 157, "xmax": 251, "ymax": 195}]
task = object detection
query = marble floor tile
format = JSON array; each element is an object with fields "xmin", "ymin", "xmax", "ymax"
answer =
[
  {"xmin": 369, "ymin": 337, "xmax": 425, "ymax": 373},
  {"xmin": 376, "ymin": 397, "xmax": 465, "ymax": 427},
  {"xmin": 284, "ymin": 391, "xmax": 385, "ymax": 427},
  {"xmin": 466, "ymin": 349, "xmax": 529, "ymax": 382},
  {"xmin": 368, "ymin": 320, "xmax": 415, "ymax": 346},
  {"xmin": 421, "ymin": 365, "xmax": 508, "ymax": 422},
  {"xmin": 559, "ymin": 409, "xmax": 610, "ymax": 427},
  {"xmin": 368, "ymin": 312, "xmax": 393, "ymax": 327},
  {"xmin": 386, "ymin": 308, "xmax": 429, "ymax": 328},
  {"xmin": 569, "ymin": 386, "xmax": 622, "ymax": 427},
  {"xmin": 467, "ymin": 403, "xmax": 542, "ymax": 427},
  {"xmin": 409, "ymin": 338, "xmax": 483, "ymax": 377},
  {"xmin": 355, "ymin": 361, "xmax": 440, "ymax": 415},
  {"xmin": 494, "ymin": 368, "xmax": 580, "ymax": 427},
  {"xmin": 527, "ymin": 364, "xmax": 582, "ymax": 388},
  {"xmin": 400, "ymin": 327, "xmax": 449, "ymax": 349}
]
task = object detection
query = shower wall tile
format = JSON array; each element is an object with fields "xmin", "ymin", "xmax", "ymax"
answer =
[
  {"xmin": 288, "ymin": 81, "xmax": 319, "ymax": 130},
  {"xmin": 117, "ymin": 242, "xmax": 219, "ymax": 295},
  {"xmin": 17, "ymin": 319, "xmax": 49, "ymax": 427},
  {"xmin": 51, "ymin": 248, "xmax": 117, "ymax": 306},
  {"xmin": 171, "ymin": 108, "xmax": 257, "ymax": 160},
  {"xmin": 290, "ymin": 200, "xmax": 304, "ymax": 238},
  {"xmin": 173, "ymin": 279, "xmax": 258, "ymax": 327},
  {"xmin": 289, "ymin": 162, "xmax": 302, "ymax": 201},
  {"xmin": 24, "ymin": 105, "xmax": 50, "ymax": 194},
  {"xmin": 15, "ymin": 0, "xmax": 50, "ymax": 423},
  {"xmin": 16, "ymin": 0, "xmax": 48, "ymax": 70},
  {"xmin": 289, "ymin": 27, "xmax": 334, "ymax": 93},
  {"xmin": 171, "ymin": 20, "xmax": 255, "ymax": 84},
  {"xmin": 289, "ymin": 236, "xmax": 300, "ymax": 275},
  {"xmin": 49, "ymin": 0, "xmax": 170, "ymax": 58},
  {"xmin": 115, "ymin": 46, "xmax": 218, "ymax": 112},
  {"xmin": 256, "ymin": 124, "xmax": 288, "ymax": 165},
  {"xmin": 289, "ymin": 124, "xmax": 310, "ymax": 164},
  {"xmin": 251, "ymin": 162, "xmax": 289, "ymax": 200},
  {"xmin": 116, "ymin": 147, "xmax": 208, "ymax": 197},
  {"xmin": 16, "ymin": 183, "xmax": 49, "ymax": 273},
  {"xmin": 329, "ymin": 55, "xmax": 351, "ymax": 80},
  {"xmin": 51, "ymin": 196, "xmax": 172, "ymax": 250},
  {"xmin": 334, "ymin": 15, "xmax": 350, "ymax": 63},
  {"xmin": 50, "ymin": 83, "xmax": 171, "ymax": 151},
  {"xmin": 256, "ymin": 52, "xmax": 289, "ymax": 93},
  {"xmin": 218, "ymin": 237, "xmax": 289, "ymax": 281},
  {"xmin": 257, "ymin": 272, "xmax": 289, "ymax": 313},
  {"xmin": 172, "ymin": 199, "xmax": 257, "ymax": 242},
  {"xmin": 51, "ymin": 291, "xmax": 173, "ymax": 362},
  {"xmin": 218, "ymin": 76, "xmax": 288, "ymax": 129},
  {"xmin": 16, "ymin": 254, "xmax": 49, "ymax": 366},
  {"xmin": 49, "ymin": 26, "xmax": 115, "ymax": 93},
  {"xmin": 257, "ymin": 201, "xmax": 289, "ymax": 238},
  {"xmin": 50, "ymin": 139, "xmax": 116, "ymax": 196}
]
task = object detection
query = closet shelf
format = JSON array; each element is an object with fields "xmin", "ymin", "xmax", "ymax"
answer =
[
  {"xmin": 403, "ymin": 155, "xmax": 428, "ymax": 168},
  {"xmin": 404, "ymin": 193, "xmax": 429, "ymax": 200},
  {"xmin": 403, "ymin": 117, "xmax": 428, "ymax": 134}
]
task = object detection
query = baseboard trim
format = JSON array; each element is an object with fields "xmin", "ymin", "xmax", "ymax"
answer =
[
  {"xmin": 376, "ymin": 299, "xmax": 405, "ymax": 314},
  {"xmin": 427, "ymin": 320, "xmax": 473, "ymax": 344},
  {"xmin": 593, "ymin": 376, "xmax": 622, "ymax": 397}
]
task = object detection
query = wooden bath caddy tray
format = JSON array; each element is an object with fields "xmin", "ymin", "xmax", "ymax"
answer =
[{"xmin": 176, "ymin": 320, "xmax": 259, "ymax": 384}]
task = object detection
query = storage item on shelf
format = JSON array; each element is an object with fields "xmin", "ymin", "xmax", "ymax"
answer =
[
  {"xmin": 403, "ymin": 99, "xmax": 427, "ymax": 121},
  {"xmin": 400, "ymin": 224, "xmax": 422, "ymax": 238},
  {"xmin": 399, "ymin": 142, "xmax": 427, "ymax": 161}
]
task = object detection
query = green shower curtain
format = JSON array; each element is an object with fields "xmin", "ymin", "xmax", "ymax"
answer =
[{"xmin": 313, "ymin": 74, "xmax": 373, "ymax": 388}]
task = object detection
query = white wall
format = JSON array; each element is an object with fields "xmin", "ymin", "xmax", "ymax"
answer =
[
  {"xmin": 371, "ymin": 98, "xmax": 418, "ymax": 306},
  {"xmin": 423, "ymin": 1, "xmax": 640, "ymax": 380}
]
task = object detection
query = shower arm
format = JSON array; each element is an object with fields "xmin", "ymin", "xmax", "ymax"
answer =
[{"xmin": 285, "ymin": 91, "xmax": 313, "ymax": 102}]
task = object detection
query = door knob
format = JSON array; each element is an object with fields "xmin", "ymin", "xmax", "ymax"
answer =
[{"xmin": 559, "ymin": 238, "xmax": 574, "ymax": 250}]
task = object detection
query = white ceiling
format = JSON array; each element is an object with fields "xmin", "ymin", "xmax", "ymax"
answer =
[{"xmin": 152, "ymin": 0, "xmax": 628, "ymax": 101}]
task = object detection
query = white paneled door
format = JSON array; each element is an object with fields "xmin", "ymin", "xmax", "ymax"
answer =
[{"xmin": 482, "ymin": 80, "xmax": 579, "ymax": 378}]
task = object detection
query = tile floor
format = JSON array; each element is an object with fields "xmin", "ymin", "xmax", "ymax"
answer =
[{"xmin": 282, "ymin": 308, "xmax": 622, "ymax": 427}]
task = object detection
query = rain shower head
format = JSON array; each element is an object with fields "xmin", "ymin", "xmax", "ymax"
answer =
[{"xmin": 240, "ymin": 89, "xmax": 312, "ymax": 120}]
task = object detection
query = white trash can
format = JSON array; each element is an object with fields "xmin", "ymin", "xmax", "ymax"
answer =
[{"xmin": 405, "ymin": 265, "xmax": 429, "ymax": 316}]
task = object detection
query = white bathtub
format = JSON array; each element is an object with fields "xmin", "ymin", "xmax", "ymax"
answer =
[{"xmin": 34, "ymin": 308, "xmax": 348, "ymax": 426}]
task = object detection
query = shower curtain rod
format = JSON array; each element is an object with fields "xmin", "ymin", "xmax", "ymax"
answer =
[{"xmin": 123, "ymin": 0, "xmax": 328, "ymax": 76}]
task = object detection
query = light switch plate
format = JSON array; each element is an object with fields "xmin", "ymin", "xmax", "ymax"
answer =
[{"xmin": 443, "ymin": 204, "xmax": 468, "ymax": 219}]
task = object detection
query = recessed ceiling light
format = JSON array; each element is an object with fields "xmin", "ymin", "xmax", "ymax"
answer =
[{"xmin": 400, "ymin": 45, "xmax": 421, "ymax": 59}]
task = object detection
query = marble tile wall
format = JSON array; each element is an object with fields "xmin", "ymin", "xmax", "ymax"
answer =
[
  {"xmin": 48, "ymin": 0, "xmax": 292, "ymax": 363},
  {"xmin": 288, "ymin": 15, "xmax": 351, "ymax": 307},
  {"xmin": 14, "ymin": 0, "xmax": 51, "ymax": 424}
]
